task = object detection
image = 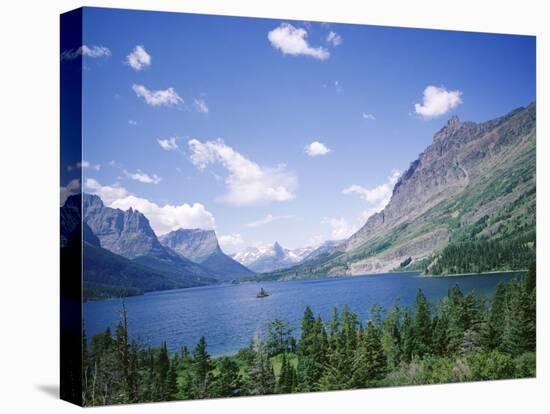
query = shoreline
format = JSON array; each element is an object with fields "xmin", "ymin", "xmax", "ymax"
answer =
[{"xmin": 422, "ymin": 269, "xmax": 527, "ymax": 278}]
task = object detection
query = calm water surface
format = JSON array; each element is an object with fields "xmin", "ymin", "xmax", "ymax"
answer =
[{"xmin": 84, "ymin": 272, "xmax": 521, "ymax": 356}]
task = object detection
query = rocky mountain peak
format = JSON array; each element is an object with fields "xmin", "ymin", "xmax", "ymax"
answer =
[
  {"xmin": 83, "ymin": 194, "xmax": 166, "ymax": 259},
  {"xmin": 273, "ymin": 242, "xmax": 284, "ymax": 256},
  {"xmin": 83, "ymin": 193, "xmax": 104, "ymax": 210},
  {"xmin": 159, "ymin": 228, "xmax": 220, "ymax": 262},
  {"xmin": 447, "ymin": 115, "xmax": 460, "ymax": 127},
  {"xmin": 433, "ymin": 115, "xmax": 462, "ymax": 142}
]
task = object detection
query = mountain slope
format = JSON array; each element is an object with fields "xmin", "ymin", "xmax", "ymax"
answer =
[
  {"xmin": 83, "ymin": 242, "xmax": 198, "ymax": 300},
  {"xmin": 159, "ymin": 229, "xmax": 254, "ymax": 280},
  {"xmin": 266, "ymin": 103, "xmax": 536, "ymax": 279}
]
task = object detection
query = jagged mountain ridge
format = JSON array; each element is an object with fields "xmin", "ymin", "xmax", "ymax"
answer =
[
  {"xmin": 266, "ymin": 103, "xmax": 536, "ymax": 278},
  {"xmin": 160, "ymin": 229, "xmax": 254, "ymax": 280}
]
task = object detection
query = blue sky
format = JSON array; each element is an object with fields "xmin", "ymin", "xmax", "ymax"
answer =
[{"xmin": 61, "ymin": 7, "xmax": 536, "ymax": 253}]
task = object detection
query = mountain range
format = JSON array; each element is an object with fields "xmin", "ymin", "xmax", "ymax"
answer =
[
  {"xmin": 61, "ymin": 103, "xmax": 536, "ymax": 296},
  {"xmin": 231, "ymin": 240, "xmax": 343, "ymax": 273},
  {"xmin": 263, "ymin": 103, "xmax": 536, "ymax": 279},
  {"xmin": 61, "ymin": 194, "xmax": 258, "ymax": 299}
]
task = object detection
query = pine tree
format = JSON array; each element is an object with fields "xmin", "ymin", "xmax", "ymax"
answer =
[
  {"xmin": 113, "ymin": 303, "xmax": 138, "ymax": 403},
  {"xmin": 400, "ymin": 310, "xmax": 414, "ymax": 363},
  {"xmin": 352, "ymin": 321, "xmax": 386, "ymax": 387},
  {"xmin": 413, "ymin": 289, "xmax": 432, "ymax": 357},
  {"xmin": 446, "ymin": 284, "xmax": 466, "ymax": 354},
  {"xmin": 276, "ymin": 353, "xmax": 295, "ymax": 394},
  {"xmin": 266, "ymin": 319, "xmax": 293, "ymax": 357},
  {"xmin": 212, "ymin": 356, "xmax": 241, "ymax": 397},
  {"xmin": 481, "ymin": 282, "xmax": 507, "ymax": 350},
  {"xmin": 431, "ymin": 311, "xmax": 449, "ymax": 356},
  {"xmin": 296, "ymin": 310, "xmax": 327, "ymax": 391},
  {"xmin": 381, "ymin": 304, "xmax": 402, "ymax": 370},
  {"xmin": 190, "ymin": 336, "xmax": 213, "ymax": 399},
  {"xmin": 523, "ymin": 262, "xmax": 536, "ymax": 352},
  {"xmin": 164, "ymin": 359, "xmax": 179, "ymax": 401},
  {"xmin": 157, "ymin": 342, "xmax": 170, "ymax": 398},
  {"xmin": 247, "ymin": 333, "xmax": 275, "ymax": 395}
]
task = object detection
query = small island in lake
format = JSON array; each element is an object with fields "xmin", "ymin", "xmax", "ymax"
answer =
[{"xmin": 256, "ymin": 287, "xmax": 270, "ymax": 298}]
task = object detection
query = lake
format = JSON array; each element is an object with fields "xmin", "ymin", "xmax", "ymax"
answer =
[{"xmin": 84, "ymin": 271, "xmax": 522, "ymax": 356}]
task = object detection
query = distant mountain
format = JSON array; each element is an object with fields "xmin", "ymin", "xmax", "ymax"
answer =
[
  {"xmin": 159, "ymin": 229, "xmax": 254, "ymax": 280},
  {"xmin": 232, "ymin": 242, "xmax": 318, "ymax": 273},
  {"xmin": 82, "ymin": 194, "xmax": 218, "ymax": 288},
  {"xmin": 301, "ymin": 240, "xmax": 344, "ymax": 262},
  {"xmin": 265, "ymin": 103, "xmax": 536, "ymax": 279}
]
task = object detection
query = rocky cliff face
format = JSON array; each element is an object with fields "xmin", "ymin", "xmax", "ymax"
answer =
[
  {"xmin": 83, "ymin": 194, "xmax": 168, "ymax": 260},
  {"xmin": 159, "ymin": 229, "xmax": 220, "ymax": 262},
  {"xmin": 269, "ymin": 103, "xmax": 536, "ymax": 278},
  {"xmin": 160, "ymin": 228, "xmax": 254, "ymax": 280}
]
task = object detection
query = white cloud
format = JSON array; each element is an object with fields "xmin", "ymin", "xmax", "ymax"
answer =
[
  {"xmin": 128, "ymin": 119, "xmax": 138, "ymax": 125},
  {"xmin": 123, "ymin": 170, "xmax": 162, "ymax": 184},
  {"xmin": 67, "ymin": 160, "xmax": 100, "ymax": 172},
  {"xmin": 126, "ymin": 45, "xmax": 151, "ymax": 71},
  {"xmin": 305, "ymin": 141, "xmax": 331, "ymax": 157},
  {"xmin": 343, "ymin": 169, "xmax": 401, "ymax": 219},
  {"xmin": 132, "ymin": 84, "xmax": 183, "ymax": 107},
  {"xmin": 60, "ymin": 179, "xmax": 80, "ymax": 206},
  {"xmin": 61, "ymin": 45, "xmax": 111, "ymax": 60},
  {"xmin": 218, "ymin": 233, "xmax": 244, "ymax": 251},
  {"xmin": 414, "ymin": 85, "xmax": 463, "ymax": 119},
  {"xmin": 268, "ymin": 23, "xmax": 329, "ymax": 60},
  {"xmin": 194, "ymin": 98, "xmax": 209, "ymax": 113},
  {"xmin": 322, "ymin": 217, "xmax": 357, "ymax": 239},
  {"xmin": 188, "ymin": 138, "xmax": 297, "ymax": 206},
  {"xmin": 362, "ymin": 112, "xmax": 376, "ymax": 121},
  {"xmin": 334, "ymin": 80, "xmax": 343, "ymax": 93},
  {"xmin": 85, "ymin": 178, "xmax": 215, "ymax": 234},
  {"xmin": 326, "ymin": 31, "xmax": 343, "ymax": 46},
  {"xmin": 245, "ymin": 214, "xmax": 294, "ymax": 228},
  {"xmin": 157, "ymin": 137, "xmax": 179, "ymax": 151}
]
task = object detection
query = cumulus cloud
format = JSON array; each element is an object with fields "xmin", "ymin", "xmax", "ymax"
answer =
[
  {"xmin": 157, "ymin": 137, "xmax": 179, "ymax": 151},
  {"xmin": 268, "ymin": 23, "xmax": 329, "ymax": 60},
  {"xmin": 334, "ymin": 80, "xmax": 343, "ymax": 93},
  {"xmin": 245, "ymin": 214, "xmax": 294, "ymax": 228},
  {"xmin": 123, "ymin": 170, "xmax": 162, "ymax": 184},
  {"xmin": 60, "ymin": 179, "xmax": 81, "ymax": 206},
  {"xmin": 67, "ymin": 160, "xmax": 100, "ymax": 172},
  {"xmin": 126, "ymin": 45, "xmax": 151, "ymax": 71},
  {"xmin": 414, "ymin": 85, "xmax": 463, "ymax": 119},
  {"xmin": 85, "ymin": 178, "xmax": 215, "ymax": 234},
  {"xmin": 362, "ymin": 112, "xmax": 376, "ymax": 121},
  {"xmin": 305, "ymin": 141, "xmax": 331, "ymax": 157},
  {"xmin": 132, "ymin": 84, "xmax": 183, "ymax": 107},
  {"xmin": 343, "ymin": 169, "xmax": 401, "ymax": 219},
  {"xmin": 322, "ymin": 217, "xmax": 357, "ymax": 240},
  {"xmin": 128, "ymin": 119, "xmax": 138, "ymax": 126},
  {"xmin": 188, "ymin": 138, "xmax": 297, "ymax": 206},
  {"xmin": 61, "ymin": 45, "xmax": 111, "ymax": 60},
  {"xmin": 194, "ymin": 98, "xmax": 209, "ymax": 113},
  {"xmin": 326, "ymin": 31, "xmax": 343, "ymax": 46},
  {"xmin": 218, "ymin": 234, "xmax": 244, "ymax": 252}
]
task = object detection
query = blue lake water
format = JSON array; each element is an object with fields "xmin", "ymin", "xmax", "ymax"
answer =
[{"xmin": 84, "ymin": 272, "xmax": 522, "ymax": 356}]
